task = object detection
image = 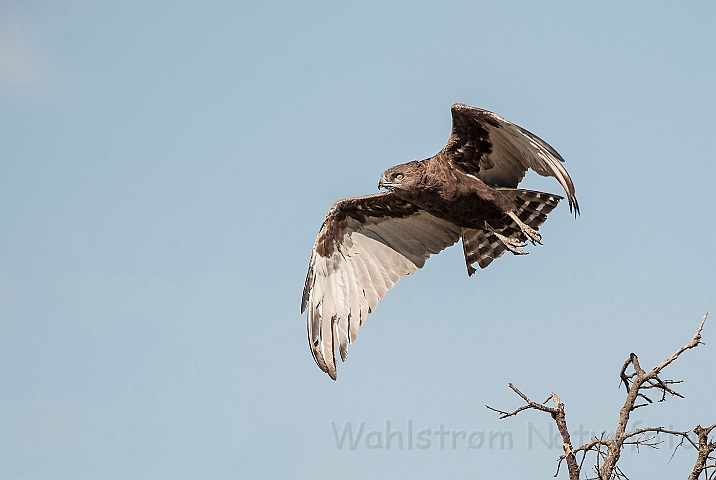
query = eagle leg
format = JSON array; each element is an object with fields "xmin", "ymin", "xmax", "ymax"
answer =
[
  {"xmin": 484, "ymin": 222, "xmax": 528, "ymax": 256},
  {"xmin": 506, "ymin": 211, "xmax": 542, "ymax": 245}
]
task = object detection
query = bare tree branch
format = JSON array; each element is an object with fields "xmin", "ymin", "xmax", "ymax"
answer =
[
  {"xmin": 622, "ymin": 427, "xmax": 696, "ymax": 448},
  {"xmin": 689, "ymin": 423, "xmax": 716, "ymax": 480},
  {"xmin": 486, "ymin": 385, "xmax": 580, "ymax": 480},
  {"xmin": 487, "ymin": 313, "xmax": 711, "ymax": 480},
  {"xmin": 599, "ymin": 314, "xmax": 708, "ymax": 478}
]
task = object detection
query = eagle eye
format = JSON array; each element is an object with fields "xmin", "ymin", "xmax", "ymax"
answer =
[{"xmin": 395, "ymin": 173, "xmax": 404, "ymax": 181}]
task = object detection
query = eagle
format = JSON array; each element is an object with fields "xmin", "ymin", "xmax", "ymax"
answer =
[{"xmin": 302, "ymin": 104, "xmax": 579, "ymax": 380}]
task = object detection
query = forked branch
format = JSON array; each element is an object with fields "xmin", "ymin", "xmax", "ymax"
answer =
[{"xmin": 486, "ymin": 385, "xmax": 580, "ymax": 480}]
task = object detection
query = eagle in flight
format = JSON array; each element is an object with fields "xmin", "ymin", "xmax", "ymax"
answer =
[{"xmin": 302, "ymin": 104, "xmax": 579, "ymax": 379}]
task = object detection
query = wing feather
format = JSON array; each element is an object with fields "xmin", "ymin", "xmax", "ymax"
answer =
[
  {"xmin": 444, "ymin": 104, "xmax": 579, "ymax": 215},
  {"xmin": 361, "ymin": 224, "xmax": 422, "ymax": 264},
  {"xmin": 302, "ymin": 192, "xmax": 461, "ymax": 379},
  {"xmin": 353, "ymin": 236, "xmax": 393, "ymax": 296},
  {"xmin": 348, "ymin": 251, "xmax": 379, "ymax": 317}
]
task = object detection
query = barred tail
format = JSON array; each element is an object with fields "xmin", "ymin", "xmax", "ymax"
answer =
[{"xmin": 461, "ymin": 189, "xmax": 562, "ymax": 275}]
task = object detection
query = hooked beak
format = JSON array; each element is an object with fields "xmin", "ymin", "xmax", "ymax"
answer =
[{"xmin": 378, "ymin": 175, "xmax": 391, "ymax": 190}]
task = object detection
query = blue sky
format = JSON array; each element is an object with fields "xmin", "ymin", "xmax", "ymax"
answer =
[{"xmin": 1, "ymin": 1, "xmax": 714, "ymax": 478}]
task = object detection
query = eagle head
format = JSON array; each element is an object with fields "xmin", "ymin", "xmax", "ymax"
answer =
[{"xmin": 378, "ymin": 161, "xmax": 421, "ymax": 191}]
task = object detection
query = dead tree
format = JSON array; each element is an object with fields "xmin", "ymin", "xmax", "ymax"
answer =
[{"xmin": 486, "ymin": 314, "xmax": 715, "ymax": 480}]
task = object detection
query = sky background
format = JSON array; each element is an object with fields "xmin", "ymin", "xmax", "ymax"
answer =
[{"xmin": 1, "ymin": 1, "xmax": 714, "ymax": 479}]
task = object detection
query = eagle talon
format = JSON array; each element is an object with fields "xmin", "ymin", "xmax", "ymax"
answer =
[
  {"xmin": 484, "ymin": 222, "xmax": 528, "ymax": 255},
  {"xmin": 498, "ymin": 234, "xmax": 529, "ymax": 255},
  {"xmin": 524, "ymin": 226, "xmax": 542, "ymax": 245},
  {"xmin": 507, "ymin": 211, "xmax": 542, "ymax": 245}
]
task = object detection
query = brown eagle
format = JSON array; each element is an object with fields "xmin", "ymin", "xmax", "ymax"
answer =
[{"xmin": 302, "ymin": 104, "xmax": 579, "ymax": 379}]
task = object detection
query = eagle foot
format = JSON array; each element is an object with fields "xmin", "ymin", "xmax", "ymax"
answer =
[
  {"xmin": 484, "ymin": 222, "xmax": 529, "ymax": 256},
  {"xmin": 507, "ymin": 211, "xmax": 542, "ymax": 245}
]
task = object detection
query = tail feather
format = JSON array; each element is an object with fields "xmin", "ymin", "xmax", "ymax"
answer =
[
  {"xmin": 461, "ymin": 189, "xmax": 562, "ymax": 275},
  {"xmin": 462, "ymin": 228, "xmax": 507, "ymax": 273}
]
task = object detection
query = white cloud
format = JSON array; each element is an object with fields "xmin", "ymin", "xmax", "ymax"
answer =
[
  {"xmin": 0, "ymin": 6, "xmax": 61, "ymax": 99},
  {"xmin": 0, "ymin": 22, "xmax": 41, "ymax": 86}
]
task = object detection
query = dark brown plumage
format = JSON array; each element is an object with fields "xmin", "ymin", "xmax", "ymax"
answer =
[{"xmin": 302, "ymin": 104, "xmax": 579, "ymax": 379}]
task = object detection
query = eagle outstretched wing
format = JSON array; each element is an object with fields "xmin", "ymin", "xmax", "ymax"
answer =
[
  {"xmin": 443, "ymin": 104, "xmax": 579, "ymax": 215},
  {"xmin": 302, "ymin": 192, "xmax": 461, "ymax": 379}
]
